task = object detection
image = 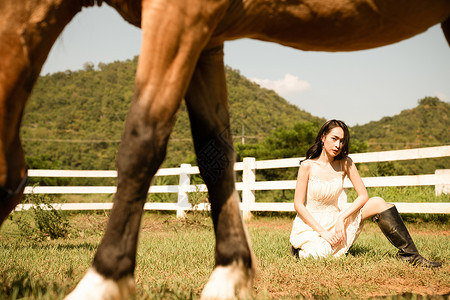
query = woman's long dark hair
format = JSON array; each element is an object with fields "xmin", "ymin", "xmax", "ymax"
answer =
[{"xmin": 302, "ymin": 119, "xmax": 350, "ymax": 163}]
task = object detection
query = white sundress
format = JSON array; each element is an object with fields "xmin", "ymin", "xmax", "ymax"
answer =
[{"xmin": 289, "ymin": 160, "xmax": 363, "ymax": 258}]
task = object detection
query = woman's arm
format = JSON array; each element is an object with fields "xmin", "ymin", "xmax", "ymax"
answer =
[
  {"xmin": 293, "ymin": 161, "xmax": 335, "ymax": 243},
  {"xmin": 334, "ymin": 157, "xmax": 369, "ymax": 239}
]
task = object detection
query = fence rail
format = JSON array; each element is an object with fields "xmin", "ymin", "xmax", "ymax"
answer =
[{"xmin": 16, "ymin": 145, "xmax": 450, "ymax": 219}]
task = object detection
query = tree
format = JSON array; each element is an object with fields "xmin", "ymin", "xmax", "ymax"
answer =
[{"xmin": 83, "ymin": 62, "xmax": 95, "ymax": 72}]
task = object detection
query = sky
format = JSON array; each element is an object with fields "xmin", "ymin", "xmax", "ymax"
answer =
[{"xmin": 41, "ymin": 5, "xmax": 450, "ymax": 126}]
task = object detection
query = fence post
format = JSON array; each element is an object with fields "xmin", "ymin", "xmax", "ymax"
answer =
[
  {"xmin": 177, "ymin": 163, "xmax": 191, "ymax": 218},
  {"xmin": 242, "ymin": 157, "xmax": 256, "ymax": 221},
  {"xmin": 435, "ymin": 169, "xmax": 450, "ymax": 196}
]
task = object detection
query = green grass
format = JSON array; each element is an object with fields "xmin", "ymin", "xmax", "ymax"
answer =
[
  {"xmin": 252, "ymin": 185, "xmax": 450, "ymax": 204},
  {"xmin": 1, "ymin": 212, "xmax": 449, "ymax": 299},
  {"xmin": 348, "ymin": 186, "xmax": 450, "ymax": 203}
]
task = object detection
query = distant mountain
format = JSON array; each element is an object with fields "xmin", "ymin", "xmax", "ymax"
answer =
[
  {"xmin": 352, "ymin": 97, "xmax": 449, "ymax": 150},
  {"xmin": 351, "ymin": 97, "xmax": 449, "ymax": 175},
  {"xmin": 21, "ymin": 57, "xmax": 323, "ymax": 170}
]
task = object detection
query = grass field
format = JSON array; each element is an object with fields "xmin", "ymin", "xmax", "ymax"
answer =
[{"xmin": 0, "ymin": 210, "xmax": 449, "ymax": 300}]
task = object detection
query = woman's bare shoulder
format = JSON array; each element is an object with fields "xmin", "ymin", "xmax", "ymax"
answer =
[
  {"xmin": 344, "ymin": 156, "xmax": 355, "ymax": 165},
  {"xmin": 300, "ymin": 159, "xmax": 314, "ymax": 168},
  {"xmin": 341, "ymin": 156, "xmax": 355, "ymax": 172},
  {"xmin": 297, "ymin": 160, "xmax": 313, "ymax": 180},
  {"xmin": 299, "ymin": 159, "xmax": 315, "ymax": 174}
]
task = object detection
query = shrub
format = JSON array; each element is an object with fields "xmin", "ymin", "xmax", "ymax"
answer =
[{"xmin": 13, "ymin": 189, "xmax": 70, "ymax": 240}]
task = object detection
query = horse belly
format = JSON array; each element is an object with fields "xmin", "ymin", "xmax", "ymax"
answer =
[{"xmin": 216, "ymin": 0, "xmax": 450, "ymax": 51}]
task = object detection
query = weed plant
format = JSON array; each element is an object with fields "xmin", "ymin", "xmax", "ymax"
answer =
[{"xmin": 10, "ymin": 191, "xmax": 70, "ymax": 241}]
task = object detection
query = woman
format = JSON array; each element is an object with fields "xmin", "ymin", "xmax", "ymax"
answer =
[{"xmin": 289, "ymin": 119, "xmax": 441, "ymax": 268}]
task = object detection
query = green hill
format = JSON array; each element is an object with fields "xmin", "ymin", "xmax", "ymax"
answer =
[
  {"xmin": 351, "ymin": 97, "xmax": 449, "ymax": 175},
  {"xmin": 21, "ymin": 57, "xmax": 323, "ymax": 170},
  {"xmin": 352, "ymin": 97, "xmax": 449, "ymax": 150}
]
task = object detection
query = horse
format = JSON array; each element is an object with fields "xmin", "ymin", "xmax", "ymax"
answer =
[{"xmin": 1, "ymin": 0, "xmax": 449, "ymax": 299}]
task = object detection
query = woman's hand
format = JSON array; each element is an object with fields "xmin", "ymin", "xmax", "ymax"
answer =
[
  {"xmin": 334, "ymin": 216, "xmax": 347, "ymax": 244},
  {"xmin": 319, "ymin": 230, "xmax": 343, "ymax": 247}
]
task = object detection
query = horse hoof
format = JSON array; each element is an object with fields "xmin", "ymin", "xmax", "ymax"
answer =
[
  {"xmin": 65, "ymin": 268, "xmax": 135, "ymax": 300},
  {"xmin": 200, "ymin": 261, "xmax": 251, "ymax": 300}
]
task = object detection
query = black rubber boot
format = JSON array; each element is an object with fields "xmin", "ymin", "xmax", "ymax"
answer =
[{"xmin": 373, "ymin": 205, "xmax": 441, "ymax": 268}]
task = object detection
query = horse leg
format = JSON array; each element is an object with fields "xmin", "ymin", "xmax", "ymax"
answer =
[
  {"xmin": 0, "ymin": 121, "xmax": 27, "ymax": 224},
  {"xmin": 184, "ymin": 46, "xmax": 255, "ymax": 300},
  {"xmin": 65, "ymin": 1, "xmax": 229, "ymax": 299},
  {"xmin": 0, "ymin": 0, "xmax": 83, "ymax": 225},
  {"xmin": 0, "ymin": 59, "xmax": 27, "ymax": 224}
]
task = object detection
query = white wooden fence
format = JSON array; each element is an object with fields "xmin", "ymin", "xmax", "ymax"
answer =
[{"xmin": 15, "ymin": 145, "xmax": 450, "ymax": 219}]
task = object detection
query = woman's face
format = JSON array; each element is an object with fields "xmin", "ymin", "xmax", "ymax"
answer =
[{"xmin": 322, "ymin": 126, "xmax": 345, "ymax": 158}]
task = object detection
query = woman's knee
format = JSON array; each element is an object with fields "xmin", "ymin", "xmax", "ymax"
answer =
[
  {"xmin": 369, "ymin": 196, "xmax": 387, "ymax": 207},
  {"xmin": 361, "ymin": 197, "xmax": 390, "ymax": 220},
  {"xmin": 370, "ymin": 197, "xmax": 393, "ymax": 210}
]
